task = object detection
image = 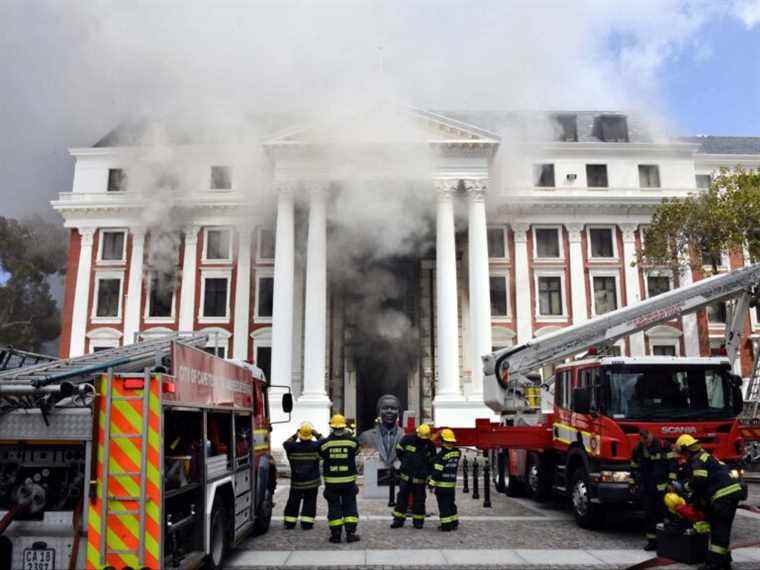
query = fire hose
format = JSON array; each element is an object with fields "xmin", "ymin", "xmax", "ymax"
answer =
[{"xmin": 0, "ymin": 479, "xmax": 46, "ymax": 535}]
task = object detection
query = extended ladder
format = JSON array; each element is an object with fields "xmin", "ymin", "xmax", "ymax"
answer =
[{"xmin": 744, "ymin": 348, "xmax": 760, "ymax": 421}]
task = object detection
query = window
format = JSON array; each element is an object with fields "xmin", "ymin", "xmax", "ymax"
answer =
[
  {"xmin": 147, "ymin": 272, "xmax": 174, "ymax": 319},
  {"xmin": 538, "ymin": 276, "xmax": 563, "ymax": 316},
  {"xmin": 606, "ymin": 345, "xmax": 622, "ymax": 357},
  {"xmin": 487, "ymin": 227, "xmax": 506, "ymax": 259},
  {"xmin": 646, "ymin": 275, "xmax": 671, "ymax": 298},
  {"xmin": 652, "ymin": 345, "xmax": 676, "ymax": 356},
  {"xmin": 553, "ymin": 114, "xmax": 578, "ymax": 142},
  {"xmin": 533, "ymin": 164, "xmax": 556, "ymax": 187},
  {"xmin": 204, "ymin": 228, "xmax": 232, "ymax": 261},
  {"xmin": 203, "ymin": 346, "xmax": 226, "ymax": 358},
  {"xmin": 638, "ymin": 165, "xmax": 661, "ymax": 188},
  {"xmin": 592, "ymin": 115, "xmax": 629, "ymax": 142},
  {"xmin": 256, "ymin": 345, "xmax": 272, "ymax": 383},
  {"xmin": 593, "ymin": 276, "xmax": 618, "ymax": 314},
  {"xmin": 256, "ymin": 276, "xmax": 274, "ymax": 319},
  {"xmin": 107, "ymin": 169, "xmax": 126, "ymax": 192},
  {"xmin": 489, "ymin": 276, "xmax": 509, "ymax": 317},
  {"xmin": 707, "ymin": 302, "xmax": 727, "ymax": 324},
  {"xmin": 210, "ymin": 166, "xmax": 232, "ymax": 190},
  {"xmin": 696, "ymin": 174, "xmax": 712, "ymax": 189},
  {"xmin": 554, "ymin": 370, "xmax": 567, "ymax": 408},
  {"xmin": 202, "ymin": 277, "xmax": 229, "ymax": 319},
  {"xmin": 94, "ymin": 277, "xmax": 122, "ymax": 319},
  {"xmin": 589, "ymin": 227, "xmax": 614, "ymax": 258},
  {"xmin": 586, "ymin": 164, "xmax": 608, "ymax": 188},
  {"xmin": 258, "ymin": 228, "xmax": 275, "ymax": 260},
  {"xmin": 92, "ymin": 345, "xmax": 113, "ymax": 353},
  {"xmin": 535, "ymin": 228, "xmax": 561, "ymax": 258},
  {"xmin": 702, "ymin": 250, "xmax": 723, "ymax": 269},
  {"xmin": 99, "ymin": 230, "xmax": 126, "ymax": 262}
]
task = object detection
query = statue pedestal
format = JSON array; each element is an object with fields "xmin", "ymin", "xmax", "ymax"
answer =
[{"xmin": 362, "ymin": 455, "xmax": 392, "ymax": 499}]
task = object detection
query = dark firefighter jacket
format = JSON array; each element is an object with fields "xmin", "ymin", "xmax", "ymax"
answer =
[
  {"xmin": 430, "ymin": 446, "xmax": 461, "ymax": 490},
  {"xmin": 318, "ymin": 429, "xmax": 359, "ymax": 485},
  {"xmin": 688, "ymin": 449, "xmax": 743, "ymax": 505},
  {"xmin": 283, "ymin": 436, "xmax": 321, "ymax": 490},
  {"xmin": 396, "ymin": 434, "xmax": 436, "ymax": 483},
  {"xmin": 631, "ymin": 438, "xmax": 677, "ymax": 492}
]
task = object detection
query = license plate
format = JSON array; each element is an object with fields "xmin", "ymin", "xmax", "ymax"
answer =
[{"xmin": 23, "ymin": 548, "xmax": 55, "ymax": 570}]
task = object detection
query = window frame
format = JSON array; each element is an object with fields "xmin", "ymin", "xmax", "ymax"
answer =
[
  {"xmin": 107, "ymin": 168, "xmax": 127, "ymax": 192},
  {"xmin": 589, "ymin": 270, "xmax": 621, "ymax": 317},
  {"xmin": 202, "ymin": 227, "xmax": 233, "ymax": 264},
  {"xmin": 533, "ymin": 269, "xmax": 567, "ymax": 322},
  {"xmin": 199, "ymin": 269, "xmax": 232, "ymax": 324},
  {"xmin": 254, "ymin": 269, "xmax": 275, "ymax": 323},
  {"xmin": 585, "ymin": 164, "xmax": 609, "ymax": 188},
  {"xmin": 251, "ymin": 327, "xmax": 273, "ymax": 383},
  {"xmin": 553, "ymin": 113, "xmax": 578, "ymax": 142},
  {"xmin": 256, "ymin": 227, "xmax": 276, "ymax": 263},
  {"xmin": 487, "ymin": 226, "xmax": 508, "ymax": 261},
  {"xmin": 533, "ymin": 163, "xmax": 556, "ymax": 188},
  {"xmin": 644, "ymin": 270, "xmax": 673, "ymax": 299},
  {"xmin": 532, "ymin": 225, "xmax": 564, "ymax": 260},
  {"xmin": 488, "ymin": 271, "xmax": 511, "ymax": 321},
  {"xmin": 587, "ymin": 225, "xmax": 618, "ymax": 261},
  {"xmin": 97, "ymin": 229, "xmax": 128, "ymax": 265},
  {"xmin": 144, "ymin": 271, "xmax": 177, "ymax": 323},
  {"xmin": 638, "ymin": 164, "xmax": 661, "ymax": 189},
  {"xmin": 210, "ymin": 165, "xmax": 232, "ymax": 191},
  {"xmin": 91, "ymin": 270, "xmax": 125, "ymax": 323},
  {"xmin": 695, "ymin": 174, "xmax": 712, "ymax": 189},
  {"xmin": 201, "ymin": 327, "xmax": 231, "ymax": 359}
]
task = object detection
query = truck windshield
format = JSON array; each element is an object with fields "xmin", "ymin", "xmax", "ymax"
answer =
[{"xmin": 604, "ymin": 365, "xmax": 736, "ymax": 420}]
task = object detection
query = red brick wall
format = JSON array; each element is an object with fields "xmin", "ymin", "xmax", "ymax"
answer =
[{"xmin": 58, "ymin": 229, "xmax": 81, "ymax": 358}]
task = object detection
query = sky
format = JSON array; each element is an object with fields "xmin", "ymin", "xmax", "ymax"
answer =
[{"xmin": 1, "ymin": 0, "xmax": 759, "ymax": 220}]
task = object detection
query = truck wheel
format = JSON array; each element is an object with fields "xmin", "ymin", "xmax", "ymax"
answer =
[
  {"xmin": 494, "ymin": 450, "xmax": 507, "ymax": 493},
  {"xmin": 504, "ymin": 457, "xmax": 524, "ymax": 497},
  {"xmin": 570, "ymin": 468, "xmax": 603, "ymax": 529},
  {"xmin": 253, "ymin": 486, "xmax": 273, "ymax": 535},
  {"xmin": 525, "ymin": 453, "xmax": 549, "ymax": 502},
  {"xmin": 206, "ymin": 499, "xmax": 228, "ymax": 570}
]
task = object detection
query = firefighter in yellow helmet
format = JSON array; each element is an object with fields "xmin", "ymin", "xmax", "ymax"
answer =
[
  {"xmin": 390, "ymin": 423, "xmax": 436, "ymax": 529},
  {"xmin": 674, "ymin": 434, "xmax": 744, "ymax": 569},
  {"xmin": 429, "ymin": 428, "xmax": 461, "ymax": 531},
  {"xmin": 283, "ymin": 422, "xmax": 322, "ymax": 529},
  {"xmin": 318, "ymin": 414, "xmax": 360, "ymax": 543}
]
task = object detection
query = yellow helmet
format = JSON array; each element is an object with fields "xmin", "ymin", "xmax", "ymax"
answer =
[
  {"xmin": 674, "ymin": 434, "xmax": 700, "ymax": 452},
  {"xmin": 664, "ymin": 492, "xmax": 686, "ymax": 513},
  {"xmin": 440, "ymin": 428, "xmax": 456, "ymax": 443},
  {"xmin": 329, "ymin": 414, "xmax": 347, "ymax": 429},
  {"xmin": 416, "ymin": 423, "xmax": 432, "ymax": 439},
  {"xmin": 297, "ymin": 422, "xmax": 314, "ymax": 440}
]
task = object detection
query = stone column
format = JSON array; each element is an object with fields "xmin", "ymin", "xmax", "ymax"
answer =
[
  {"xmin": 680, "ymin": 267, "xmax": 701, "ymax": 356},
  {"xmin": 178, "ymin": 225, "xmax": 200, "ymax": 332},
  {"xmin": 233, "ymin": 227, "xmax": 253, "ymax": 360},
  {"xmin": 123, "ymin": 227, "xmax": 146, "ymax": 345},
  {"xmin": 298, "ymin": 185, "xmax": 331, "ymax": 433},
  {"xmin": 69, "ymin": 227, "xmax": 95, "ymax": 357},
  {"xmin": 433, "ymin": 180, "xmax": 464, "ymax": 420},
  {"xmin": 567, "ymin": 223, "xmax": 588, "ymax": 325},
  {"xmin": 464, "ymin": 179, "xmax": 492, "ymax": 400},
  {"xmin": 513, "ymin": 223, "xmax": 533, "ymax": 343},
  {"xmin": 621, "ymin": 224, "xmax": 645, "ymax": 356}
]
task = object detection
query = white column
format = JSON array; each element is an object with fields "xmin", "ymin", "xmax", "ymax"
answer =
[
  {"xmin": 433, "ymin": 180, "xmax": 464, "ymax": 422},
  {"xmin": 680, "ymin": 267, "xmax": 701, "ymax": 356},
  {"xmin": 123, "ymin": 227, "xmax": 146, "ymax": 345},
  {"xmin": 567, "ymin": 223, "xmax": 588, "ymax": 325},
  {"xmin": 297, "ymin": 186, "xmax": 332, "ymax": 433},
  {"xmin": 513, "ymin": 223, "xmax": 533, "ymax": 343},
  {"xmin": 465, "ymin": 180, "xmax": 492, "ymax": 400},
  {"xmin": 69, "ymin": 227, "xmax": 95, "ymax": 357},
  {"xmin": 621, "ymin": 224, "xmax": 645, "ymax": 356},
  {"xmin": 178, "ymin": 225, "xmax": 200, "ymax": 332},
  {"xmin": 233, "ymin": 228, "xmax": 252, "ymax": 360}
]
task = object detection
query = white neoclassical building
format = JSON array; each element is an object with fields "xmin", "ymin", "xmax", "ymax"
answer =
[{"xmin": 52, "ymin": 108, "xmax": 760, "ymax": 444}]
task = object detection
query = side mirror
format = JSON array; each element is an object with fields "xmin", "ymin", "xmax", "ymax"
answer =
[
  {"xmin": 572, "ymin": 387, "xmax": 591, "ymax": 415},
  {"xmin": 282, "ymin": 393, "xmax": 293, "ymax": 414}
]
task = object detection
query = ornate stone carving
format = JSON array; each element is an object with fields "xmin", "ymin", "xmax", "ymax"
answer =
[
  {"xmin": 620, "ymin": 223, "xmax": 638, "ymax": 243},
  {"xmin": 183, "ymin": 225, "xmax": 201, "ymax": 246},
  {"xmin": 512, "ymin": 223, "xmax": 530, "ymax": 244},
  {"xmin": 463, "ymin": 178, "xmax": 488, "ymax": 202},
  {"xmin": 566, "ymin": 223, "xmax": 584, "ymax": 243},
  {"xmin": 433, "ymin": 178, "xmax": 459, "ymax": 200},
  {"xmin": 79, "ymin": 227, "xmax": 95, "ymax": 247}
]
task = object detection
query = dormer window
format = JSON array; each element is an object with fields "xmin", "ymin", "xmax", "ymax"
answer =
[
  {"xmin": 553, "ymin": 114, "xmax": 578, "ymax": 142},
  {"xmin": 593, "ymin": 115, "xmax": 629, "ymax": 142}
]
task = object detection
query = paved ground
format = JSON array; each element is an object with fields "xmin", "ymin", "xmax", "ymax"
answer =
[{"xmin": 225, "ymin": 480, "xmax": 760, "ymax": 569}]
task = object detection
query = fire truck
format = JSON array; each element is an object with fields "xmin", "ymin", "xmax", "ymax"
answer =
[
  {"xmin": 453, "ymin": 262, "xmax": 760, "ymax": 528},
  {"xmin": 0, "ymin": 333, "xmax": 293, "ymax": 570}
]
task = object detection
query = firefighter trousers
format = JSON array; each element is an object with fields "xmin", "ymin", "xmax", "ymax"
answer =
[
  {"xmin": 393, "ymin": 480, "xmax": 427, "ymax": 527},
  {"xmin": 435, "ymin": 488, "xmax": 458, "ymax": 530},
  {"xmin": 284, "ymin": 486, "xmax": 318, "ymax": 529},
  {"xmin": 706, "ymin": 495, "xmax": 739, "ymax": 568},
  {"xmin": 324, "ymin": 483, "xmax": 359, "ymax": 536},
  {"xmin": 642, "ymin": 489, "xmax": 665, "ymax": 541}
]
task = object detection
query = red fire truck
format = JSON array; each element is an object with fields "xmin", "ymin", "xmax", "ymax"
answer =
[
  {"xmin": 452, "ymin": 263, "xmax": 760, "ymax": 528},
  {"xmin": 0, "ymin": 334, "xmax": 292, "ymax": 570}
]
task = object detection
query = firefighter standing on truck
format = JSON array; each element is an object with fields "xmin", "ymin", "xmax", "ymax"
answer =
[
  {"xmin": 429, "ymin": 428, "xmax": 461, "ymax": 531},
  {"xmin": 391, "ymin": 423, "xmax": 436, "ymax": 529},
  {"xmin": 675, "ymin": 434, "xmax": 744, "ymax": 570},
  {"xmin": 319, "ymin": 414, "xmax": 361, "ymax": 543},
  {"xmin": 283, "ymin": 422, "xmax": 322, "ymax": 530},
  {"xmin": 630, "ymin": 428, "xmax": 677, "ymax": 551}
]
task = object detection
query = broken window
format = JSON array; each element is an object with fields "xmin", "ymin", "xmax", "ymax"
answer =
[
  {"xmin": 638, "ymin": 165, "xmax": 661, "ymax": 188},
  {"xmin": 256, "ymin": 277, "xmax": 274, "ymax": 318},
  {"xmin": 586, "ymin": 164, "xmax": 609, "ymax": 188},
  {"xmin": 533, "ymin": 164, "xmax": 556, "ymax": 187},
  {"xmin": 696, "ymin": 174, "xmax": 712, "ymax": 189},
  {"xmin": 203, "ymin": 277, "xmax": 229, "ymax": 318},
  {"xmin": 589, "ymin": 228, "xmax": 614, "ymax": 258},
  {"xmin": 535, "ymin": 228, "xmax": 560, "ymax": 258},
  {"xmin": 538, "ymin": 276, "xmax": 563, "ymax": 316},
  {"xmin": 107, "ymin": 169, "xmax": 126, "ymax": 192},
  {"xmin": 100, "ymin": 231, "xmax": 126, "ymax": 261},
  {"xmin": 646, "ymin": 275, "xmax": 671, "ymax": 298},
  {"xmin": 210, "ymin": 166, "xmax": 232, "ymax": 190},
  {"xmin": 148, "ymin": 272, "xmax": 173, "ymax": 318},
  {"xmin": 592, "ymin": 115, "xmax": 629, "ymax": 142},
  {"xmin": 205, "ymin": 229, "xmax": 231, "ymax": 260},
  {"xmin": 489, "ymin": 276, "xmax": 508, "ymax": 317},
  {"xmin": 95, "ymin": 278, "xmax": 121, "ymax": 318},
  {"xmin": 487, "ymin": 227, "xmax": 506, "ymax": 259},
  {"xmin": 553, "ymin": 114, "xmax": 578, "ymax": 142},
  {"xmin": 593, "ymin": 276, "xmax": 618, "ymax": 314}
]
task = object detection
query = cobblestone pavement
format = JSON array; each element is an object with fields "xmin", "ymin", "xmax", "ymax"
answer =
[{"xmin": 225, "ymin": 480, "xmax": 760, "ymax": 569}]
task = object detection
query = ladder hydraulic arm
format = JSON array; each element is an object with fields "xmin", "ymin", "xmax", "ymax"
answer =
[{"xmin": 483, "ymin": 263, "xmax": 760, "ymax": 413}]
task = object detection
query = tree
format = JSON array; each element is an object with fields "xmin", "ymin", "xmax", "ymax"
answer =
[
  {"xmin": 638, "ymin": 167, "xmax": 760, "ymax": 272},
  {"xmin": 0, "ymin": 216, "xmax": 68, "ymax": 351}
]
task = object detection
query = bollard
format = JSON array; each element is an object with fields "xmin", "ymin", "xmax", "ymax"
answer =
[
  {"xmin": 462, "ymin": 455, "xmax": 470, "ymax": 493},
  {"xmin": 483, "ymin": 453, "xmax": 492, "ymax": 508},
  {"xmin": 472, "ymin": 457, "xmax": 480, "ymax": 500},
  {"xmin": 388, "ymin": 468, "xmax": 396, "ymax": 507}
]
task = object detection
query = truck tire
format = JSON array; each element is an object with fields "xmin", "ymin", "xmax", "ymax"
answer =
[
  {"xmin": 253, "ymin": 485, "xmax": 273, "ymax": 535},
  {"xmin": 525, "ymin": 452, "xmax": 550, "ymax": 502},
  {"xmin": 206, "ymin": 499, "xmax": 228, "ymax": 570},
  {"xmin": 570, "ymin": 468, "xmax": 603, "ymax": 529},
  {"xmin": 504, "ymin": 456, "xmax": 524, "ymax": 497},
  {"xmin": 494, "ymin": 450, "xmax": 507, "ymax": 493}
]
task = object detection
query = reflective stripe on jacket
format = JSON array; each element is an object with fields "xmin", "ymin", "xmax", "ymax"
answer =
[
  {"xmin": 430, "ymin": 447, "xmax": 460, "ymax": 490},
  {"xmin": 396, "ymin": 434, "xmax": 436, "ymax": 481},
  {"xmin": 631, "ymin": 438, "xmax": 677, "ymax": 492},
  {"xmin": 284, "ymin": 437, "xmax": 321, "ymax": 489},
  {"xmin": 689, "ymin": 450, "xmax": 742, "ymax": 503},
  {"xmin": 318, "ymin": 430, "xmax": 359, "ymax": 485}
]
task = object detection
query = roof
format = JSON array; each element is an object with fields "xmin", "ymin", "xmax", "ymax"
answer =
[{"xmin": 679, "ymin": 136, "xmax": 760, "ymax": 155}]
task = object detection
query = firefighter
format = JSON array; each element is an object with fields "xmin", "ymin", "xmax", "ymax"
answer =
[
  {"xmin": 283, "ymin": 422, "xmax": 322, "ymax": 530},
  {"xmin": 391, "ymin": 423, "xmax": 436, "ymax": 529},
  {"xmin": 318, "ymin": 414, "xmax": 360, "ymax": 543},
  {"xmin": 675, "ymin": 434, "xmax": 744, "ymax": 570},
  {"xmin": 630, "ymin": 428, "xmax": 677, "ymax": 550},
  {"xmin": 429, "ymin": 428, "xmax": 461, "ymax": 531}
]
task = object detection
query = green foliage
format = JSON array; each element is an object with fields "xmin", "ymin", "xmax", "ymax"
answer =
[
  {"xmin": 639, "ymin": 167, "xmax": 760, "ymax": 271},
  {"xmin": 0, "ymin": 216, "xmax": 68, "ymax": 351}
]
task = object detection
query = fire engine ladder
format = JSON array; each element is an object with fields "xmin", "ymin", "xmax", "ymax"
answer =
[
  {"xmin": 744, "ymin": 348, "xmax": 760, "ymax": 420},
  {"xmin": 98, "ymin": 368, "xmax": 152, "ymax": 567},
  {"xmin": 0, "ymin": 346, "xmax": 57, "ymax": 371}
]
